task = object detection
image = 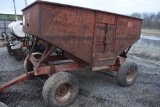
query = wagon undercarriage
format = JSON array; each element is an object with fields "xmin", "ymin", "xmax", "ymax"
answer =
[{"xmin": 0, "ymin": 37, "xmax": 128, "ymax": 90}]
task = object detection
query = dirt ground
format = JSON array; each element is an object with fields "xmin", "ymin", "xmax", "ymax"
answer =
[{"xmin": 0, "ymin": 46, "xmax": 160, "ymax": 107}]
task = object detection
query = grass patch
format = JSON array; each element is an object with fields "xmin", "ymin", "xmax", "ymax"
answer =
[{"xmin": 141, "ymin": 29, "xmax": 160, "ymax": 36}]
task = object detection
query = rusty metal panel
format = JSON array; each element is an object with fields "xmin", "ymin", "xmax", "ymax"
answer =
[
  {"xmin": 93, "ymin": 23, "xmax": 106, "ymax": 53},
  {"xmin": 23, "ymin": 3, "xmax": 40, "ymax": 36},
  {"xmin": 114, "ymin": 16, "xmax": 141, "ymax": 56},
  {"xmin": 93, "ymin": 24, "xmax": 115, "ymax": 53},
  {"xmin": 39, "ymin": 3, "xmax": 95, "ymax": 64},
  {"xmin": 92, "ymin": 12, "xmax": 116, "ymax": 67},
  {"xmin": 92, "ymin": 52, "xmax": 115, "ymax": 67},
  {"xmin": 96, "ymin": 12, "xmax": 115, "ymax": 24}
]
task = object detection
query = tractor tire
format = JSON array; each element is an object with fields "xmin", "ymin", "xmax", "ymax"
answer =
[
  {"xmin": 117, "ymin": 61, "xmax": 138, "ymax": 87},
  {"xmin": 24, "ymin": 57, "xmax": 33, "ymax": 72},
  {"xmin": 0, "ymin": 102, "xmax": 8, "ymax": 107},
  {"xmin": 42, "ymin": 72, "xmax": 79, "ymax": 107}
]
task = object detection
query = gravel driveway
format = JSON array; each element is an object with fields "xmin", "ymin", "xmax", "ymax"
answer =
[{"xmin": 0, "ymin": 47, "xmax": 160, "ymax": 107}]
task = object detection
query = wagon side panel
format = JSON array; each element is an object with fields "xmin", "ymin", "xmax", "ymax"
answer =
[
  {"xmin": 39, "ymin": 3, "xmax": 95, "ymax": 64},
  {"xmin": 114, "ymin": 16, "xmax": 142, "ymax": 57},
  {"xmin": 92, "ymin": 12, "xmax": 116, "ymax": 68},
  {"xmin": 23, "ymin": 3, "xmax": 40, "ymax": 36}
]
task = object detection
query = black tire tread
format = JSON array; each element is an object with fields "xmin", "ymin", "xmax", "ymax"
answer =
[
  {"xmin": 117, "ymin": 61, "xmax": 138, "ymax": 87},
  {"xmin": 42, "ymin": 72, "xmax": 79, "ymax": 107},
  {"xmin": 24, "ymin": 57, "xmax": 33, "ymax": 72}
]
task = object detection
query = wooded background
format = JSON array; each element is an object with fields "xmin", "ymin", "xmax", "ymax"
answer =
[{"xmin": 130, "ymin": 12, "xmax": 160, "ymax": 29}]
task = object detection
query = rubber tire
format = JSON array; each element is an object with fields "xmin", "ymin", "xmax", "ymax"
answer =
[
  {"xmin": 6, "ymin": 43, "xmax": 12, "ymax": 55},
  {"xmin": 117, "ymin": 62, "xmax": 138, "ymax": 87},
  {"xmin": 14, "ymin": 52, "xmax": 24, "ymax": 61},
  {"xmin": 31, "ymin": 52, "xmax": 42, "ymax": 61},
  {"xmin": 24, "ymin": 57, "xmax": 33, "ymax": 72},
  {"xmin": 0, "ymin": 102, "xmax": 8, "ymax": 107},
  {"xmin": 42, "ymin": 72, "xmax": 79, "ymax": 107}
]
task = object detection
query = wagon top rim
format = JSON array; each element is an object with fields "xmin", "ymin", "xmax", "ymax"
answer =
[{"xmin": 22, "ymin": 0, "xmax": 143, "ymax": 20}]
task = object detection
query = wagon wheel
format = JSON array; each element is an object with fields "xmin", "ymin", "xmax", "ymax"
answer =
[
  {"xmin": 6, "ymin": 42, "xmax": 12, "ymax": 55},
  {"xmin": 14, "ymin": 50, "xmax": 24, "ymax": 61},
  {"xmin": 24, "ymin": 57, "xmax": 33, "ymax": 72},
  {"xmin": 42, "ymin": 72, "xmax": 79, "ymax": 107},
  {"xmin": 117, "ymin": 62, "xmax": 138, "ymax": 87},
  {"xmin": 0, "ymin": 102, "xmax": 8, "ymax": 107},
  {"xmin": 31, "ymin": 52, "xmax": 42, "ymax": 61},
  {"xmin": 24, "ymin": 52, "xmax": 42, "ymax": 72}
]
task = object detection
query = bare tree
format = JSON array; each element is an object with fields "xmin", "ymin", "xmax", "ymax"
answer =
[{"xmin": 130, "ymin": 12, "xmax": 160, "ymax": 30}]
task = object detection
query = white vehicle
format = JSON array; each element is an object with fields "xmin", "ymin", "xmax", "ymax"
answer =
[{"xmin": 6, "ymin": 20, "xmax": 26, "ymax": 60}]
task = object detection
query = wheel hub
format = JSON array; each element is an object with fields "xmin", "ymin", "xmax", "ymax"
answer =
[
  {"xmin": 126, "ymin": 68, "xmax": 135, "ymax": 82},
  {"xmin": 56, "ymin": 85, "xmax": 68, "ymax": 97},
  {"xmin": 55, "ymin": 83, "xmax": 73, "ymax": 103}
]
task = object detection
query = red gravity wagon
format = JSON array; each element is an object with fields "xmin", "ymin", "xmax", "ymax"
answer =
[{"xmin": 0, "ymin": 1, "xmax": 142, "ymax": 107}]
